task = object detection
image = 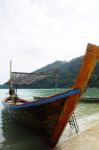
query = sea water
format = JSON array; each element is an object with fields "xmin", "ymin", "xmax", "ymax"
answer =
[{"xmin": 0, "ymin": 88, "xmax": 99, "ymax": 149}]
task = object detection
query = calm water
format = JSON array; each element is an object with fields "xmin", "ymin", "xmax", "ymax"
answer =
[{"xmin": 0, "ymin": 88, "xmax": 99, "ymax": 149}]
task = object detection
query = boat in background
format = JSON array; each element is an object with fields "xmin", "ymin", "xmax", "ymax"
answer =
[
  {"xmin": 80, "ymin": 96, "xmax": 99, "ymax": 102},
  {"xmin": 34, "ymin": 95, "xmax": 99, "ymax": 103},
  {"xmin": 2, "ymin": 43, "xmax": 99, "ymax": 147},
  {"xmin": 33, "ymin": 96, "xmax": 47, "ymax": 100}
]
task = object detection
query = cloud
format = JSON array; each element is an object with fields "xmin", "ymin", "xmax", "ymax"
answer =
[{"xmin": 0, "ymin": 0, "xmax": 99, "ymax": 83}]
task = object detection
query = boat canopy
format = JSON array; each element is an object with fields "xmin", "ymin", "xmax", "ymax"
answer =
[{"xmin": 5, "ymin": 72, "xmax": 51, "ymax": 85}]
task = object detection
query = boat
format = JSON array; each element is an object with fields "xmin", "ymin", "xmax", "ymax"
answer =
[
  {"xmin": 80, "ymin": 96, "xmax": 99, "ymax": 102},
  {"xmin": 33, "ymin": 96, "xmax": 48, "ymax": 100},
  {"xmin": 35, "ymin": 95, "xmax": 99, "ymax": 103},
  {"xmin": 2, "ymin": 43, "xmax": 99, "ymax": 147}
]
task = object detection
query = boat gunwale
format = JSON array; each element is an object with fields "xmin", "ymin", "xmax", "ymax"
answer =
[{"xmin": 2, "ymin": 88, "xmax": 80, "ymax": 109}]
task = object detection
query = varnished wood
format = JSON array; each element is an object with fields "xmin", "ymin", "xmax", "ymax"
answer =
[{"xmin": 51, "ymin": 43, "xmax": 99, "ymax": 147}]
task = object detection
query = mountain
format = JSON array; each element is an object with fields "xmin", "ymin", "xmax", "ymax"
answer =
[
  {"xmin": 31, "ymin": 56, "xmax": 83, "ymax": 88},
  {"xmin": 3, "ymin": 55, "xmax": 99, "ymax": 89},
  {"xmin": 32, "ymin": 56, "xmax": 99, "ymax": 88}
]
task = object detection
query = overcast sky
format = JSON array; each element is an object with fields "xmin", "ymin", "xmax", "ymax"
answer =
[{"xmin": 0, "ymin": 0, "xmax": 99, "ymax": 84}]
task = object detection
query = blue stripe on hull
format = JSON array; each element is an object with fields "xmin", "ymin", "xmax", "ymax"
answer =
[{"xmin": 2, "ymin": 89, "xmax": 80, "ymax": 109}]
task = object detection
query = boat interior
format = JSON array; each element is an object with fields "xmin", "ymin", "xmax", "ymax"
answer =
[{"xmin": 5, "ymin": 96, "xmax": 33, "ymax": 105}]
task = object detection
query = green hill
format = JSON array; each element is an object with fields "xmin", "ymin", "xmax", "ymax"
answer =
[
  {"xmin": 2, "ymin": 55, "xmax": 99, "ymax": 89},
  {"xmin": 31, "ymin": 56, "xmax": 83, "ymax": 88},
  {"xmin": 32, "ymin": 56, "xmax": 99, "ymax": 88}
]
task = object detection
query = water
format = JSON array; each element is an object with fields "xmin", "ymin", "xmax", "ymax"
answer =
[{"xmin": 0, "ymin": 88, "xmax": 99, "ymax": 149}]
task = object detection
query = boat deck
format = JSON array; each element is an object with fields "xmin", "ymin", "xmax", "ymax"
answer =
[
  {"xmin": 6, "ymin": 100, "xmax": 24, "ymax": 105},
  {"xmin": 5, "ymin": 98, "xmax": 34, "ymax": 106}
]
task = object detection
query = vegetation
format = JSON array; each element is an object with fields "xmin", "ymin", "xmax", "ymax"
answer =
[
  {"xmin": 2, "ymin": 56, "xmax": 99, "ymax": 89},
  {"xmin": 33, "ymin": 57, "xmax": 99, "ymax": 88}
]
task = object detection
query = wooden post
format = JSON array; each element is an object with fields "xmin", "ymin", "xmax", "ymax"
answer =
[
  {"xmin": 10, "ymin": 60, "xmax": 13, "ymax": 89},
  {"xmin": 50, "ymin": 43, "xmax": 99, "ymax": 147}
]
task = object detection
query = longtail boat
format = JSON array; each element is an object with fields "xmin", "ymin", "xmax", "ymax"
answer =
[
  {"xmin": 80, "ymin": 96, "xmax": 99, "ymax": 102},
  {"xmin": 2, "ymin": 43, "xmax": 99, "ymax": 147}
]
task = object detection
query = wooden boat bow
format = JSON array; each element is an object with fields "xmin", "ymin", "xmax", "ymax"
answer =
[{"xmin": 50, "ymin": 43, "xmax": 99, "ymax": 147}]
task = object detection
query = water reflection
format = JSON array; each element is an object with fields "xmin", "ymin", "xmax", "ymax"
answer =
[{"xmin": 1, "ymin": 109, "xmax": 51, "ymax": 150}]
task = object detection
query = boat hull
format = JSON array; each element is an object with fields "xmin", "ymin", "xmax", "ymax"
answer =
[
  {"xmin": 2, "ymin": 89, "xmax": 80, "ymax": 144},
  {"xmin": 5, "ymin": 98, "xmax": 66, "ymax": 140}
]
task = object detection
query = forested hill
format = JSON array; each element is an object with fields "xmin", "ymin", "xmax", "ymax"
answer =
[
  {"xmin": 31, "ymin": 56, "xmax": 99, "ymax": 88},
  {"xmin": 2, "ymin": 55, "xmax": 99, "ymax": 89}
]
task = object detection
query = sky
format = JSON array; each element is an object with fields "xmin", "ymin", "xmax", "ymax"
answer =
[{"xmin": 0, "ymin": 0, "xmax": 99, "ymax": 84}]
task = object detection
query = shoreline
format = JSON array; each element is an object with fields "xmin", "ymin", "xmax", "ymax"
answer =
[{"xmin": 54, "ymin": 124, "xmax": 99, "ymax": 150}]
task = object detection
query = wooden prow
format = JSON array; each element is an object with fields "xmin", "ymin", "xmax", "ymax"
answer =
[{"xmin": 50, "ymin": 43, "xmax": 99, "ymax": 147}]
